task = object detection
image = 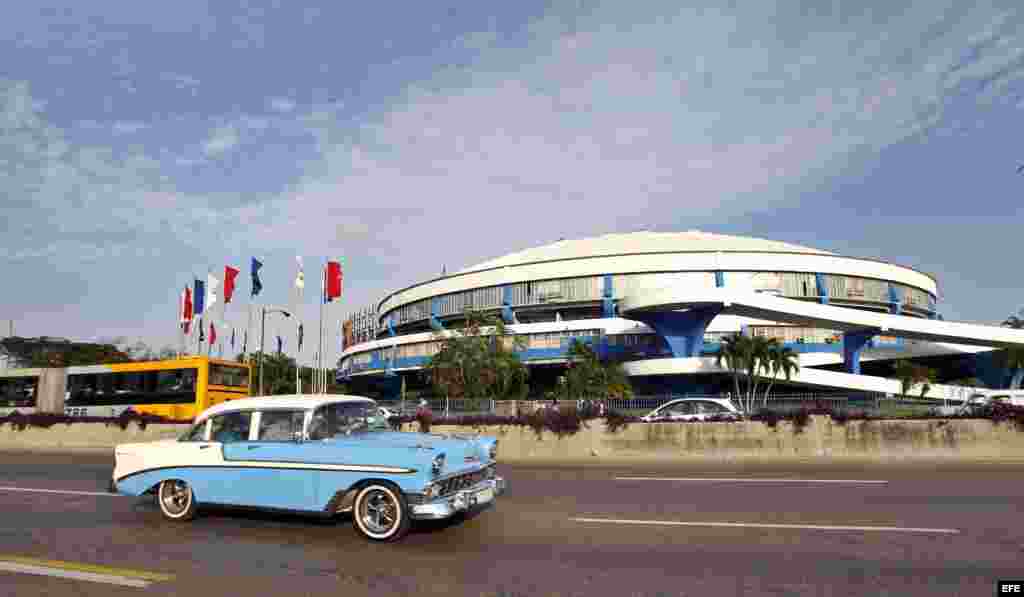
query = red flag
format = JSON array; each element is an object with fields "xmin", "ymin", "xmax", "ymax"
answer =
[
  {"xmin": 326, "ymin": 260, "xmax": 342, "ymax": 301},
  {"xmin": 224, "ymin": 265, "xmax": 240, "ymax": 304},
  {"xmin": 209, "ymin": 321, "xmax": 217, "ymax": 346},
  {"xmin": 180, "ymin": 286, "xmax": 193, "ymax": 334}
]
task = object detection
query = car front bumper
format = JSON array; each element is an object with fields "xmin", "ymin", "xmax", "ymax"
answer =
[{"xmin": 410, "ymin": 477, "xmax": 506, "ymax": 520}]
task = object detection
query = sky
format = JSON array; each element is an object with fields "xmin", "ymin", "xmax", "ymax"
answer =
[{"xmin": 3, "ymin": 0, "xmax": 1024, "ymax": 365}]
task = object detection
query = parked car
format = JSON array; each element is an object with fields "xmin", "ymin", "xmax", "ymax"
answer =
[
  {"xmin": 639, "ymin": 398, "xmax": 742, "ymax": 422},
  {"xmin": 110, "ymin": 395, "xmax": 506, "ymax": 542}
]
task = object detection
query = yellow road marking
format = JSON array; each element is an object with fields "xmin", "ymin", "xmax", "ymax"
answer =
[{"xmin": 0, "ymin": 555, "xmax": 174, "ymax": 582}]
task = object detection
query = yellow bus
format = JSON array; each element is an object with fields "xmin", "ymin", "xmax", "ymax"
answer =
[{"xmin": 0, "ymin": 356, "xmax": 250, "ymax": 421}]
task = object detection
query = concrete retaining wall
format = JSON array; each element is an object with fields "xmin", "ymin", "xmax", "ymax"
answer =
[
  {"xmin": 414, "ymin": 416, "xmax": 1024, "ymax": 464},
  {"xmin": 0, "ymin": 417, "xmax": 1021, "ymax": 462},
  {"xmin": 0, "ymin": 423, "xmax": 191, "ymax": 452}
]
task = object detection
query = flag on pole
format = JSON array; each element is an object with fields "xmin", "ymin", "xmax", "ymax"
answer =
[
  {"xmin": 210, "ymin": 321, "xmax": 217, "ymax": 347},
  {"xmin": 276, "ymin": 335, "xmax": 283, "ymax": 356},
  {"xmin": 180, "ymin": 286, "xmax": 193, "ymax": 334},
  {"xmin": 231, "ymin": 328, "xmax": 236, "ymax": 349},
  {"xmin": 251, "ymin": 258, "xmax": 263, "ymax": 297},
  {"xmin": 207, "ymin": 273, "xmax": 220, "ymax": 311},
  {"xmin": 224, "ymin": 266, "xmax": 240, "ymax": 304},
  {"xmin": 325, "ymin": 260, "xmax": 342, "ymax": 302},
  {"xmin": 242, "ymin": 329, "xmax": 248, "ymax": 354},
  {"xmin": 194, "ymin": 279, "xmax": 206, "ymax": 315},
  {"xmin": 295, "ymin": 257, "xmax": 305, "ymax": 290},
  {"xmin": 298, "ymin": 323, "xmax": 304, "ymax": 352},
  {"xmin": 320, "ymin": 262, "xmax": 327, "ymax": 305},
  {"xmin": 198, "ymin": 318, "xmax": 205, "ymax": 343}
]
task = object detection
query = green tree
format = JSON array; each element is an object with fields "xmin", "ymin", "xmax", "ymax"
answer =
[
  {"xmin": 563, "ymin": 339, "xmax": 634, "ymax": 401},
  {"xmin": 1, "ymin": 338, "xmax": 133, "ymax": 368},
  {"xmin": 999, "ymin": 310, "xmax": 1024, "ymax": 389},
  {"xmin": 424, "ymin": 308, "xmax": 529, "ymax": 407},
  {"xmin": 892, "ymin": 359, "xmax": 937, "ymax": 399},
  {"xmin": 760, "ymin": 344, "xmax": 800, "ymax": 408},
  {"xmin": 715, "ymin": 334, "xmax": 785, "ymax": 415}
]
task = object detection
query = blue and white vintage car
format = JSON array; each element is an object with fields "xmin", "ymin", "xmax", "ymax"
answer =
[{"xmin": 111, "ymin": 395, "xmax": 506, "ymax": 542}]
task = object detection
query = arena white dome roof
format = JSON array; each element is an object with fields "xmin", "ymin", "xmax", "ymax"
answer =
[{"xmin": 456, "ymin": 230, "xmax": 834, "ymax": 274}]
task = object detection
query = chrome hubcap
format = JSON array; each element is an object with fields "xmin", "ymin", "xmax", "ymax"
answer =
[
  {"xmin": 161, "ymin": 481, "xmax": 190, "ymax": 514},
  {"xmin": 359, "ymin": 489, "xmax": 397, "ymax": 534}
]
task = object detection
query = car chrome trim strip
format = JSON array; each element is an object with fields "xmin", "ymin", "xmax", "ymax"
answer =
[{"xmin": 115, "ymin": 462, "xmax": 417, "ymax": 483}]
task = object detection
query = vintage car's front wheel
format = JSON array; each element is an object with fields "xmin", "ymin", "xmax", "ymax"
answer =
[
  {"xmin": 352, "ymin": 483, "xmax": 411, "ymax": 542},
  {"xmin": 157, "ymin": 479, "xmax": 197, "ymax": 522}
]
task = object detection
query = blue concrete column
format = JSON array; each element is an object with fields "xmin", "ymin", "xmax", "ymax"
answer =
[
  {"xmin": 842, "ymin": 329, "xmax": 876, "ymax": 375},
  {"xmin": 631, "ymin": 306, "xmax": 723, "ymax": 358},
  {"xmin": 815, "ymin": 273, "xmax": 829, "ymax": 304},
  {"xmin": 714, "ymin": 271, "xmax": 725, "ymax": 288},
  {"xmin": 430, "ymin": 298, "xmax": 444, "ymax": 331},
  {"xmin": 888, "ymin": 285, "xmax": 902, "ymax": 315},
  {"xmin": 501, "ymin": 285, "xmax": 514, "ymax": 324},
  {"xmin": 602, "ymin": 275, "xmax": 616, "ymax": 318}
]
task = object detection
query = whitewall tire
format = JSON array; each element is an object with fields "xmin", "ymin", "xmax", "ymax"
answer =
[
  {"xmin": 352, "ymin": 483, "xmax": 411, "ymax": 542},
  {"xmin": 157, "ymin": 479, "xmax": 197, "ymax": 522}
]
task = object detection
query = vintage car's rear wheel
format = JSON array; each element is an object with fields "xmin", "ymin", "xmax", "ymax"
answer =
[
  {"xmin": 352, "ymin": 483, "xmax": 411, "ymax": 542},
  {"xmin": 157, "ymin": 479, "xmax": 197, "ymax": 522}
]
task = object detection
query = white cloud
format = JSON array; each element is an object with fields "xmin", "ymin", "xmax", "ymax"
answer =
[
  {"xmin": 226, "ymin": 1, "xmax": 1024, "ymax": 306},
  {"xmin": 112, "ymin": 121, "xmax": 147, "ymax": 135},
  {"xmin": 269, "ymin": 97, "xmax": 297, "ymax": 113},
  {"xmin": 202, "ymin": 125, "xmax": 240, "ymax": 156}
]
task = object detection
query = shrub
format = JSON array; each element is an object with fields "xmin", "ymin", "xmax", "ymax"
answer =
[{"xmin": 0, "ymin": 410, "xmax": 183, "ymax": 431}]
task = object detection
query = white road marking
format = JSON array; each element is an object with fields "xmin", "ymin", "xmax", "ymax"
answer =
[
  {"xmin": 0, "ymin": 486, "xmax": 120, "ymax": 497},
  {"xmin": 614, "ymin": 477, "xmax": 888, "ymax": 484},
  {"xmin": 571, "ymin": 517, "xmax": 960, "ymax": 534},
  {"xmin": 0, "ymin": 562, "xmax": 152, "ymax": 588}
]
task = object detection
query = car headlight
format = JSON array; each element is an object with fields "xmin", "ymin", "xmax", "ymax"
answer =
[
  {"xmin": 423, "ymin": 483, "xmax": 439, "ymax": 499},
  {"xmin": 431, "ymin": 453, "xmax": 445, "ymax": 476},
  {"xmin": 489, "ymin": 440, "xmax": 498, "ymax": 461}
]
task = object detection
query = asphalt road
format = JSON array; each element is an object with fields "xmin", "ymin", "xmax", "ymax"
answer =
[{"xmin": 0, "ymin": 452, "xmax": 1021, "ymax": 596}]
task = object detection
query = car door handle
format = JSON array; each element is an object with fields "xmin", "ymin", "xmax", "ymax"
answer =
[
  {"xmin": 199, "ymin": 445, "xmax": 212, "ymax": 450},
  {"xmin": 247, "ymin": 445, "xmax": 261, "ymax": 450}
]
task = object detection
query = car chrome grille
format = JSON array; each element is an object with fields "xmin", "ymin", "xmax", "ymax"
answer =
[{"xmin": 438, "ymin": 466, "xmax": 493, "ymax": 497}]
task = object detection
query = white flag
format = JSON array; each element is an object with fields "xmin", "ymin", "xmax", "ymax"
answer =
[
  {"xmin": 207, "ymin": 273, "xmax": 220, "ymax": 310},
  {"xmin": 295, "ymin": 256, "xmax": 305, "ymax": 290}
]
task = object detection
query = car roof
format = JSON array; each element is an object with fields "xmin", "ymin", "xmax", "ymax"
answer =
[
  {"xmin": 197, "ymin": 394, "xmax": 376, "ymax": 421},
  {"xmin": 657, "ymin": 398, "xmax": 736, "ymax": 408}
]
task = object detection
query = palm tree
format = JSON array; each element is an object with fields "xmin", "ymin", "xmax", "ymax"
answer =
[
  {"xmin": 999, "ymin": 310, "xmax": 1024, "ymax": 389},
  {"xmin": 716, "ymin": 334, "xmax": 750, "ymax": 412},
  {"xmin": 747, "ymin": 336, "xmax": 779, "ymax": 409},
  {"xmin": 893, "ymin": 359, "xmax": 937, "ymax": 399},
  {"xmin": 762, "ymin": 345, "xmax": 800, "ymax": 408}
]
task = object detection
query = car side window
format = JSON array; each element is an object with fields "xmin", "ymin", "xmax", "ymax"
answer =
[
  {"xmin": 257, "ymin": 410, "xmax": 305, "ymax": 441},
  {"xmin": 698, "ymin": 401, "xmax": 725, "ymax": 415},
  {"xmin": 669, "ymin": 402, "xmax": 695, "ymax": 415},
  {"xmin": 180, "ymin": 420, "xmax": 207, "ymax": 442},
  {"xmin": 209, "ymin": 411, "xmax": 252, "ymax": 443}
]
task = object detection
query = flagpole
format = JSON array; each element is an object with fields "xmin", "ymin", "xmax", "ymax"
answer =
[{"xmin": 319, "ymin": 260, "xmax": 324, "ymax": 393}]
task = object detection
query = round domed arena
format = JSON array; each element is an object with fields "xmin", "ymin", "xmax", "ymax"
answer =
[{"xmin": 337, "ymin": 231, "xmax": 1024, "ymax": 407}]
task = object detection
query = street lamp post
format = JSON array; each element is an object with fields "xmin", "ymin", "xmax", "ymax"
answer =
[{"xmin": 259, "ymin": 306, "xmax": 291, "ymax": 396}]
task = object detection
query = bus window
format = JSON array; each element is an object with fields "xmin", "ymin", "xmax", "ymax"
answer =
[
  {"xmin": 209, "ymin": 364, "xmax": 248, "ymax": 388},
  {"xmin": 145, "ymin": 368, "xmax": 197, "ymax": 405},
  {"xmin": 0, "ymin": 377, "xmax": 37, "ymax": 408},
  {"xmin": 67, "ymin": 374, "xmax": 98, "ymax": 406}
]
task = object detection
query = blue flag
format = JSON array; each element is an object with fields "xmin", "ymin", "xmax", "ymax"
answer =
[
  {"xmin": 193, "ymin": 279, "xmax": 205, "ymax": 315},
  {"xmin": 276, "ymin": 335, "xmax": 283, "ymax": 355},
  {"xmin": 251, "ymin": 257, "xmax": 263, "ymax": 297}
]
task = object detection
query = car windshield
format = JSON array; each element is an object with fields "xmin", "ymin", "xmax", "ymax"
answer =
[{"xmin": 308, "ymin": 401, "xmax": 389, "ymax": 439}]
